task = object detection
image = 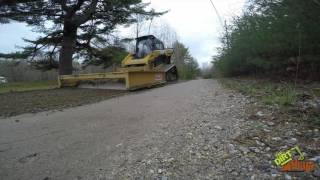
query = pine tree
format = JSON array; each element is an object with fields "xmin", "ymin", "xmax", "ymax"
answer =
[{"xmin": 0, "ymin": 0, "xmax": 164, "ymax": 75}]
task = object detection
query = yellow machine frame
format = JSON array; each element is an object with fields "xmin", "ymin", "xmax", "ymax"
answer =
[
  {"xmin": 59, "ymin": 70, "xmax": 166, "ymax": 90},
  {"xmin": 59, "ymin": 35, "xmax": 176, "ymax": 90}
]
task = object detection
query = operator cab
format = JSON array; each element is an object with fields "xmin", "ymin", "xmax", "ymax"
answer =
[{"xmin": 135, "ymin": 35, "xmax": 164, "ymax": 59}]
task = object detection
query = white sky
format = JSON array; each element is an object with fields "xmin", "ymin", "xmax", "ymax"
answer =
[
  {"xmin": 145, "ymin": 0, "xmax": 245, "ymax": 66},
  {"xmin": 0, "ymin": 0, "xmax": 245, "ymax": 67}
]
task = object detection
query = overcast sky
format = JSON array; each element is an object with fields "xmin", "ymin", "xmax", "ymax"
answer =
[
  {"xmin": 0, "ymin": 0, "xmax": 245, "ymax": 67},
  {"xmin": 145, "ymin": 0, "xmax": 245, "ymax": 67}
]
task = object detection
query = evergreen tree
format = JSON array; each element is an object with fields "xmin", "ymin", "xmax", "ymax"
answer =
[
  {"xmin": 214, "ymin": 0, "xmax": 320, "ymax": 80},
  {"xmin": 172, "ymin": 41, "xmax": 200, "ymax": 79},
  {"xmin": 0, "ymin": 0, "xmax": 164, "ymax": 74}
]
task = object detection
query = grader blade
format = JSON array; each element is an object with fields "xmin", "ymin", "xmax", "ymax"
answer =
[{"xmin": 59, "ymin": 71, "xmax": 166, "ymax": 91}]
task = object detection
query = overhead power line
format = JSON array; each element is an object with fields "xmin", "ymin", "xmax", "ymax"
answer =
[{"xmin": 208, "ymin": 0, "xmax": 224, "ymax": 28}]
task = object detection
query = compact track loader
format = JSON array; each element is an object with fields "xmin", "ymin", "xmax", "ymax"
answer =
[{"xmin": 59, "ymin": 35, "xmax": 178, "ymax": 90}]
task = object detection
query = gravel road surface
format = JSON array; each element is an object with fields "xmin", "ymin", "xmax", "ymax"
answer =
[{"xmin": 0, "ymin": 79, "xmax": 248, "ymax": 179}]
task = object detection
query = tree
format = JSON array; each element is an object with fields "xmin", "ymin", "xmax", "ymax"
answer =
[
  {"xmin": 82, "ymin": 46, "xmax": 127, "ymax": 68},
  {"xmin": 133, "ymin": 13, "xmax": 152, "ymax": 38},
  {"xmin": 0, "ymin": 0, "xmax": 164, "ymax": 75},
  {"xmin": 214, "ymin": 0, "xmax": 320, "ymax": 80},
  {"xmin": 151, "ymin": 21, "xmax": 178, "ymax": 48},
  {"xmin": 172, "ymin": 41, "xmax": 200, "ymax": 79},
  {"xmin": 122, "ymin": 19, "xmax": 177, "ymax": 54}
]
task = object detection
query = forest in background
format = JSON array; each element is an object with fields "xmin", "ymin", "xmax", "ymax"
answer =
[{"xmin": 213, "ymin": 0, "xmax": 320, "ymax": 80}]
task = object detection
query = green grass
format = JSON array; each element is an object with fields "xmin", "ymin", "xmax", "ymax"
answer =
[
  {"xmin": 0, "ymin": 81, "xmax": 58, "ymax": 94},
  {"xmin": 312, "ymin": 88, "xmax": 320, "ymax": 97},
  {"xmin": 219, "ymin": 78, "xmax": 320, "ymax": 126},
  {"xmin": 261, "ymin": 86, "xmax": 297, "ymax": 107},
  {"xmin": 307, "ymin": 115, "xmax": 320, "ymax": 126},
  {"xmin": 220, "ymin": 78, "xmax": 297, "ymax": 108}
]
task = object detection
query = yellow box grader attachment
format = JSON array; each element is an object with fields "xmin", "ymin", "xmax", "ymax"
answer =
[{"xmin": 59, "ymin": 35, "xmax": 178, "ymax": 90}]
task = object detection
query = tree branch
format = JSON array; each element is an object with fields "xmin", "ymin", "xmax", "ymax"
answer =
[{"xmin": 74, "ymin": 0, "xmax": 98, "ymax": 25}]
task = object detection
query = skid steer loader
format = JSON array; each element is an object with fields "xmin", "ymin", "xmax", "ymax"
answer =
[{"xmin": 59, "ymin": 35, "xmax": 178, "ymax": 90}]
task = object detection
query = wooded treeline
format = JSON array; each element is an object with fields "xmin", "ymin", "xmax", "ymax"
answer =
[
  {"xmin": 214, "ymin": 0, "xmax": 320, "ymax": 80},
  {"xmin": 0, "ymin": 59, "xmax": 58, "ymax": 82},
  {"xmin": 0, "ymin": 58, "xmax": 120, "ymax": 82},
  {"xmin": 172, "ymin": 42, "xmax": 200, "ymax": 80}
]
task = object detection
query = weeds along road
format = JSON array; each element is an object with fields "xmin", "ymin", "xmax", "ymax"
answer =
[{"xmin": 0, "ymin": 79, "xmax": 248, "ymax": 179}]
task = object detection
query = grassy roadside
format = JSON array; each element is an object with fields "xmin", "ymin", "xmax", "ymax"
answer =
[
  {"xmin": 0, "ymin": 81, "xmax": 58, "ymax": 94},
  {"xmin": 218, "ymin": 78, "xmax": 320, "ymax": 179},
  {"xmin": 0, "ymin": 88, "xmax": 126, "ymax": 118},
  {"xmin": 219, "ymin": 78, "xmax": 320, "ymax": 126}
]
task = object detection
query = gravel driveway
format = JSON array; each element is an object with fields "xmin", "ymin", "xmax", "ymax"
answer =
[{"xmin": 0, "ymin": 79, "xmax": 248, "ymax": 180}]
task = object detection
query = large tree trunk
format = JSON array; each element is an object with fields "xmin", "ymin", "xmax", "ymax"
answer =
[{"xmin": 59, "ymin": 23, "xmax": 77, "ymax": 75}]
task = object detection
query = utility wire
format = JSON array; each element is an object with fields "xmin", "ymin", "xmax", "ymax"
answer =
[
  {"xmin": 209, "ymin": 0, "xmax": 224, "ymax": 28},
  {"xmin": 209, "ymin": 0, "xmax": 230, "ymax": 49}
]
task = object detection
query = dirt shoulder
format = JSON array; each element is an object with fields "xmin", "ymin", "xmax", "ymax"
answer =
[
  {"xmin": 0, "ymin": 88, "xmax": 126, "ymax": 117},
  {"xmin": 220, "ymin": 78, "xmax": 320, "ymax": 179}
]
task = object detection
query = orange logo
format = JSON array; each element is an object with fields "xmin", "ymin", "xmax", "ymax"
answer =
[
  {"xmin": 274, "ymin": 146, "xmax": 319, "ymax": 173},
  {"xmin": 281, "ymin": 159, "xmax": 316, "ymax": 172}
]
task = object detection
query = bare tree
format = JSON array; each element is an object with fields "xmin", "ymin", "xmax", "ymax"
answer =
[{"xmin": 150, "ymin": 20, "xmax": 178, "ymax": 48}]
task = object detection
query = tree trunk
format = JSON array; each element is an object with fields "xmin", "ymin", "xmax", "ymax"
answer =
[{"xmin": 59, "ymin": 24, "xmax": 77, "ymax": 75}]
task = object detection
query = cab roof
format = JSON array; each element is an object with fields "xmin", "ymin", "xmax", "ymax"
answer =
[{"xmin": 136, "ymin": 35, "xmax": 157, "ymax": 41}]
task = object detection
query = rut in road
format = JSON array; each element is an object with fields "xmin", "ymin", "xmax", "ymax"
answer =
[{"xmin": 0, "ymin": 79, "xmax": 247, "ymax": 180}]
